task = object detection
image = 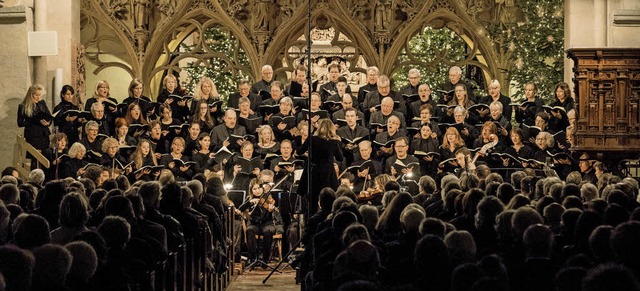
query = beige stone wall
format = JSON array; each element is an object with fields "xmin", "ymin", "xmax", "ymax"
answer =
[
  {"xmin": 0, "ymin": 0, "xmax": 80, "ymax": 171},
  {"xmin": 564, "ymin": 0, "xmax": 640, "ymax": 91},
  {"xmin": 0, "ymin": 4, "xmax": 33, "ymax": 170}
]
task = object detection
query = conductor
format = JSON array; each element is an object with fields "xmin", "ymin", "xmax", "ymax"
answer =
[{"xmin": 296, "ymin": 118, "xmax": 344, "ymax": 215}]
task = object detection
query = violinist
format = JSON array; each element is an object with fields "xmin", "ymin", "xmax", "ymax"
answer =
[
  {"xmin": 358, "ymin": 174, "xmax": 393, "ymax": 205},
  {"xmin": 245, "ymin": 178, "xmax": 284, "ymax": 263}
]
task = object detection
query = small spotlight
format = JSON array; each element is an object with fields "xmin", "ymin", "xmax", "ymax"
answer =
[
  {"xmin": 224, "ymin": 184, "xmax": 233, "ymax": 190},
  {"xmin": 406, "ymin": 172, "xmax": 413, "ymax": 178}
]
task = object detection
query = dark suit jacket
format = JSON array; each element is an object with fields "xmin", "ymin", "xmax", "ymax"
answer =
[
  {"xmin": 210, "ymin": 124, "xmax": 246, "ymax": 151},
  {"xmin": 227, "ymin": 92, "xmax": 261, "ymax": 113}
]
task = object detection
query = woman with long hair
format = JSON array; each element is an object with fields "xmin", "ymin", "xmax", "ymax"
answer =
[
  {"xmin": 244, "ymin": 177, "xmax": 284, "ymax": 262},
  {"xmin": 552, "ymin": 82, "xmax": 575, "ymax": 113},
  {"xmin": 191, "ymin": 100, "xmax": 215, "ymax": 134},
  {"xmin": 18, "ymin": 84, "xmax": 52, "ymax": 152},
  {"xmin": 191, "ymin": 77, "xmax": 223, "ymax": 122},
  {"xmin": 439, "ymin": 127, "xmax": 466, "ymax": 173},
  {"xmin": 130, "ymin": 138, "xmax": 160, "ymax": 181},
  {"xmin": 53, "ymin": 85, "xmax": 83, "ymax": 145},
  {"xmin": 124, "ymin": 103, "xmax": 148, "ymax": 126},
  {"xmin": 296, "ymin": 118, "xmax": 344, "ymax": 214},
  {"xmin": 123, "ymin": 103, "xmax": 148, "ymax": 140},
  {"xmin": 157, "ymin": 74, "xmax": 190, "ymax": 122}
]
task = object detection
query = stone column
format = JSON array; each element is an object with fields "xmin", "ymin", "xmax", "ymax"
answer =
[{"xmin": 0, "ymin": 4, "xmax": 32, "ymax": 169}]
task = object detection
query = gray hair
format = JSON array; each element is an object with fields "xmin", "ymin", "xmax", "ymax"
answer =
[
  {"xmin": 449, "ymin": 66, "xmax": 462, "ymax": 75},
  {"xmin": 90, "ymin": 102, "xmax": 104, "ymax": 113},
  {"xmin": 28, "ymin": 169, "xmax": 45, "ymax": 186},
  {"xmin": 408, "ymin": 68, "xmax": 421, "ymax": 76},
  {"xmin": 366, "ymin": 66, "xmax": 379, "ymax": 74},
  {"xmin": 85, "ymin": 120, "xmax": 99, "ymax": 132},
  {"xmin": 68, "ymin": 142, "xmax": 86, "ymax": 158}
]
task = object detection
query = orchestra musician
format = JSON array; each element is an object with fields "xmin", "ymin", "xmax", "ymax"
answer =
[{"xmin": 245, "ymin": 178, "xmax": 284, "ymax": 263}]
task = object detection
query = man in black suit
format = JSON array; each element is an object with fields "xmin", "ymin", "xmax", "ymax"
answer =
[
  {"xmin": 399, "ymin": 68, "xmax": 421, "ymax": 97},
  {"xmin": 228, "ymin": 80, "xmax": 261, "ymax": 114},
  {"xmin": 409, "ymin": 83, "xmax": 438, "ymax": 122},
  {"xmin": 479, "ymin": 79, "xmax": 512, "ymax": 122},
  {"xmin": 363, "ymin": 75, "xmax": 407, "ymax": 118},
  {"xmin": 319, "ymin": 63, "xmax": 351, "ymax": 101},
  {"xmin": 251, "ymin": 65, "xmax": 273, "ymax": 95},
  {"xmin": 439, "ymin": 66, "xmax": 475, "ymax": 104},
  {"xmin": 210, "ymin": 109, "xmax": 246, "ymax": 152},
  {"xmin": 357, "ymin": 66, "xmax": 379, "ymax": 112},
  {"xmin": 332, "ymin": 93, "xmax": 366, "ymax": 127},
  {"xmin": 337, "ymin": 108, "xmax": 370, "ymax": 166}
]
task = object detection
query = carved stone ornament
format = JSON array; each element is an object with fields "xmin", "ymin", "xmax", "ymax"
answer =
[{"xmin": 81, "ymin": 0, "xmax": 520, "ymax": 99}]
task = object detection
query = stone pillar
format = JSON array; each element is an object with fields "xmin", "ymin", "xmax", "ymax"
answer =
[
  {"xmin": 44, "ymin": 0, "xmax": 81, "ymax": 104},
  {"xmin": 0, "ymin": 4, "xmax": 32, "ymax": 169}
]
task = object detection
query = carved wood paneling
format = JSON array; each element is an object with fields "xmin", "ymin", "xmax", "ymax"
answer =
[{"xmin": 567, "ymin": 48, "xmax": 640, "ymax": 153}]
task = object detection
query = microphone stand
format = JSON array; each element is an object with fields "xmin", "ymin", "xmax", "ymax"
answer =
[{"xmin": 54, "ymin": 126, "xmax": 60, "ymax": 180}]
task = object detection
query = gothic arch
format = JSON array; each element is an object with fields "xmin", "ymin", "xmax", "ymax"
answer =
[
  {"xmin": 384, "ymin": 0, "xmax": 502, "ymax": 88},
  {"xmin": 142, "ymin": 7, "xmax": 260, "ymax": 94},
  {"xmin": 262, "ymin": 1, "xmax": 380, "ymax": 73},
  {"xmin": 81, "ymin": 0, "xmax": 533, "ymax": 99}
]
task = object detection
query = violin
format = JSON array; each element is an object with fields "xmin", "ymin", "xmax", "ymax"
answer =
[
  {"xmin": 357, "ymin": 179, "xmax": 383, "ymax": 203},
  {"xmin": 259, "ymin": 194, "xmax": 277, "ymax": 212}
]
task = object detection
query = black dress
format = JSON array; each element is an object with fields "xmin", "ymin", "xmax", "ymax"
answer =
[
  {"xmin": 157, "ymin": 88, "xmax": 191, "ymax": 123},
  {"xmin": 53, "ymin": 100, "xmax": 82, "ymax": 145},
  {"xmin": 296, "ymin": 136, "xmax": 344, "ymax": 214},
  {"xmin": 18, "ymin": 100, "xmax": 51, "ymax": 151}
]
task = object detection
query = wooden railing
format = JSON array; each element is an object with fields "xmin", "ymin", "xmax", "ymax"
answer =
[
  {"xmin": 151, "ymin": 206, "xmax": 236, "ymax": 291},
  {"xmin": 12, "ymin": 135, "xmax": 50, "ymax": 177}
]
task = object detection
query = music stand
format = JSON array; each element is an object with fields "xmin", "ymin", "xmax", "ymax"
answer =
[{"xmin": 227, "ymin": 190, "xmax": 246, "ymax": 210}]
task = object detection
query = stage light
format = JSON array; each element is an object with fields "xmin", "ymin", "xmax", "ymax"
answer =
[{"xmin": 224, "ymin": 183, "xmax": 233, "ymax": 190}]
